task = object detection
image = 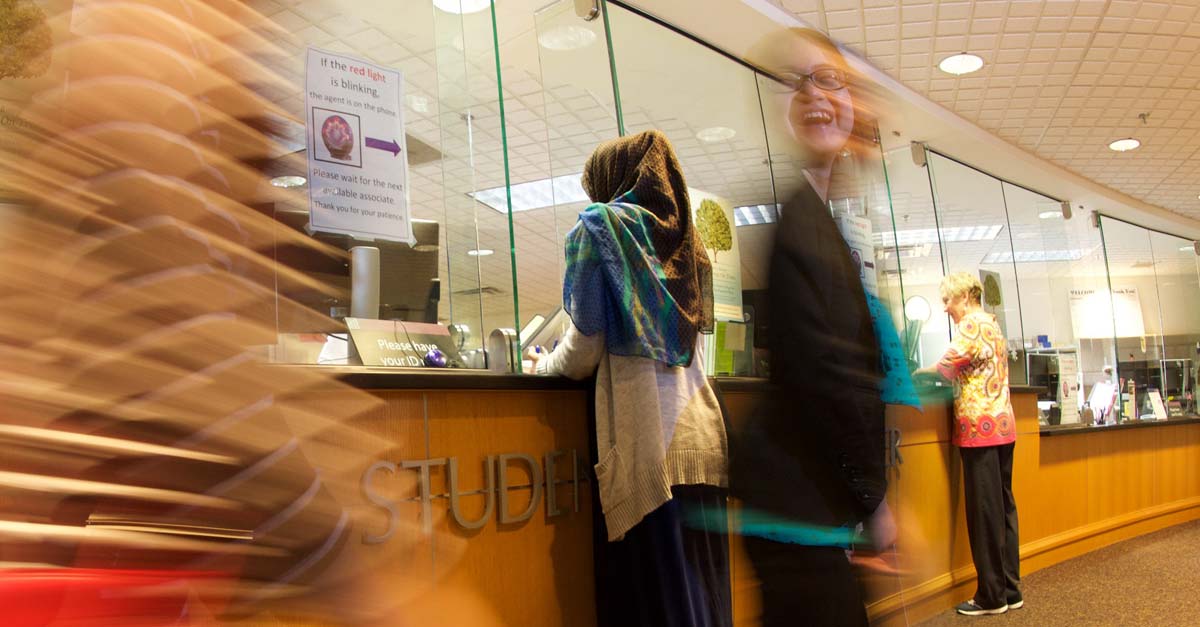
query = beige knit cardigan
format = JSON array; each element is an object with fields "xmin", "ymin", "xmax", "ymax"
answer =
[{"xmin": 538, "ymin": 323, "xmax": 728, "ymax": 541}]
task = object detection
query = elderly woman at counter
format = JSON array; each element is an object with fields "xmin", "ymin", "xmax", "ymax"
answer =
[
  {"xmin": 918, "ymin": 272, "xmax": 1022, "ymax": 616},
  {"xmin": 526, "ymin": 130, "xmax": 730, "ymax": 627}
]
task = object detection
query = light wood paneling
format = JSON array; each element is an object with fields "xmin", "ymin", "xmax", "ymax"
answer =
[
  {"xmin": 726, "ymin": 388, "xmax": 1200, "ymax": 627},
  {"xmin": 269, "ymin": 386, "xmax": 1198, "ymax": 627},
  {"xmin": 425, "ymin": 390, "xmax": 595, "ymax": 627}
]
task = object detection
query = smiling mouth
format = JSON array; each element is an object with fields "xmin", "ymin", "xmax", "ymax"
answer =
[{"xmin": 800, "ymin": 110, "xmax": 833, "ymax": 125}]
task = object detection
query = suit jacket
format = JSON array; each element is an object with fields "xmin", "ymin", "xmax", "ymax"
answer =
[{"xmin": 730, "ymin": 184, "xmax": 886, "ymax": 529}]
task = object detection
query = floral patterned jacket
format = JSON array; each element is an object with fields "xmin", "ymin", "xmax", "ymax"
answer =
[{"xmin": 937, "ymin": 311, "xmax": 1016, "ymax": 448}]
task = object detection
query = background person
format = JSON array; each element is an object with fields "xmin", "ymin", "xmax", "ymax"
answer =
[
  {"xmin": 918, "ymin": 272, "xmax": 1022, "ymax": 616},
  {"xmin": 526, "ymin": 130, "xmax": 730, "ymax": 627}
]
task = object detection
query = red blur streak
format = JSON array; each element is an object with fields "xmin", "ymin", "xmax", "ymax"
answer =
[{"xmin": 0, "ymin": 569, "xmax": 231, "ymax": 627}]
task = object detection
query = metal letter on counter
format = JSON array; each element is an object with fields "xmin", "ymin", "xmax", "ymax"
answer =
[
  {"xmin": 497, "ymin": 453, "xmax": 543, "ymax": 525},
  {"xmin": 360, "ymin": 449, "xmax": 583, "ymax": 543},
  {"xmin": 448, "ymin": 456, "xmax": 495, "ymax": 530}
]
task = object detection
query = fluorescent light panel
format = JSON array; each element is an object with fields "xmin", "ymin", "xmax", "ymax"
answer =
[
  {"xmin": 471, "ymin": 173, "xmax": 590, "ymax": 213},
  {"xmin": 734, "ymin": 204, "xmax": 780, "ymax": 227},
  {"xmin": 874, "ymin": 224, "xmax": 1002, "ymax": 247},
  {"xmin": 982, "ymin": 249, "xmax": 1088, "ymax": 264}
]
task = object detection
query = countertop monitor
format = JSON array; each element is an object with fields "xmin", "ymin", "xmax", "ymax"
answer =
[{"xmin": 270, "ymin": 207, "xmax": 440, "ymax": 331}]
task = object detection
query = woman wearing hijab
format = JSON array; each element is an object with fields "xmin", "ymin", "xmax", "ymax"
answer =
[
  {"xmin": 728, "ymin": 28, "xmax": 897, "ymax": 627},
  {"xmin": 527, "ymin": 130, "xmax": 730, "ymax": 627}
]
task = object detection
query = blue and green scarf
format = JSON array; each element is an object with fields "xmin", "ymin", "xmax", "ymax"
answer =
[{"xmin": 563, "ymin": 197, "xmax": 699, "ymax": 367}]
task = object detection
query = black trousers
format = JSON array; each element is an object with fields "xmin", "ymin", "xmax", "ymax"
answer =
[
  {"xmin": 743, "ymin": 538, "xmax": 868, "ymax": 627},
  {"xmin": 960, "ymin": 442, "xmax": 1021, "ymax": 608},
  {"xmin": 594, "ymin": 485, "xmax": 732, "ymax": 627}
]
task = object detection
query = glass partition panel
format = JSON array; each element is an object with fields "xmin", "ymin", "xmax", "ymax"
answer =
[
  {"xmin": 925, "ymin": 153, "xmax": 1022, "ymax": 376},
  {"xmin": 434, "ymin": 4, "xmax": 519, "ymax": 349},
  {"xmin": 249, "ymin": 1, "xmax": 516, "ymax": 367},
  {"xmin": 491, "ymin": 0, "xmax": 622, "ymax": 348},
  {"xmin": 1148, "ymin": 231, "xmax": 1200, "ymax": 416},
  {"xmin": 879, "ymin": 145, "xmax": 946, "ymax": 370},
  {"xmin": 1001, "ymin": 183, "xmax": 1110, "ymax": 425},
  {"xmin": 1100, "ymin": 217, "xmax": 1166, "ymax": 420},
  {"xmin": 605, "ymin": 3, "xmax": 778, "ymax": 375}
]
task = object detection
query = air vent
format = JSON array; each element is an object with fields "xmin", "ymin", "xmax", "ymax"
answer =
[{"xmin": 452, "ymin": 286, "xmax": 505, "ymax": 297}]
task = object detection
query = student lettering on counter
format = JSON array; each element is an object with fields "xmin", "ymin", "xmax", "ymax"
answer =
[{"xmin": 525, "ymin": 130, "xmax": 731, "ymax": 627}]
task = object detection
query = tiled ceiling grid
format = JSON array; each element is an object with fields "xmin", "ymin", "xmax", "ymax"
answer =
[
  {"xmin": 245, "ymin": 0, "xmax": 1200, "ymax": 337},
  {"xmin": 770, "ymin": 0, "xmax": 1200, "ymax": 221}
]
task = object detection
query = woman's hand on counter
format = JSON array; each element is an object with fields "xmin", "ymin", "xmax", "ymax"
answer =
[{"xmin": 522, "ymin": 346, "xmax": 544, "ymax": 374}]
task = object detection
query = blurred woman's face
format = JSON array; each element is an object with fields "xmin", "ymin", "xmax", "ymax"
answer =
[
  {"xmin": 779, "ymin": 38, "xmax": 855, "ymax": 162},
  {"xmin": 942, "ymin": 292, "xmax": 969, "ymax": 323}
]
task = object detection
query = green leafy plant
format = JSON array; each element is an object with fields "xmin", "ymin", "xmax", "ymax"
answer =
[
  {"xmin": 0, "ymin": 0, "xmax": 53, "ymax": 80},
  {"xmin": 696, "ymin": 198, "xmax": 732, "ymax": 261}
]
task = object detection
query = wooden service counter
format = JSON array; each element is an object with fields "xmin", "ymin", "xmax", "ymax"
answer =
[
  {"xmin": 309, "ymin": 368, "xmax": 598, "ymax": 627},
  {"xmin": 272, "ymin": 370, "xmax": 1199, "ymax": 627},
  {"xmin": 718, "ymin": 379, "xmax": 1200, "ymax": 627}
]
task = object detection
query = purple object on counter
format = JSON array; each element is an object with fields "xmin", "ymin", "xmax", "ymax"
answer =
[{"xmin": 424, "ymin": 348, "xmax": 447, "ymax": 368}]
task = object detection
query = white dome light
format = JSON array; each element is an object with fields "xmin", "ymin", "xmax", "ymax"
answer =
[
  {"xmin": 696, "ymin": 126, "xmax": 736, "ymax": 143},
  {"xmin": 938, "ymin": 53, "xmax": 984, "ymax": 75},
  {"xmin": 433, "ymin": 0, "xmax": 492, "ymax": 14},
  {"xmin": 1108, "ymin": 138, "xmax": 1141, "ymax": 152},
  {"xmin": 904, "ymin": 296, "xmax": 931, "ymax": 322},
  {"xmin": 270, "ymin": 176, "xmax": 306, "ymax": 188},
  {"xmin": 538, "ymin": 24, "xmax": 597, "ymax": 51}
]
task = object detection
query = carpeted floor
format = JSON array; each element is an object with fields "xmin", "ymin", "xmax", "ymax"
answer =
[{"xmin": 917, "ymin": 520, "xmax": 1200, "ymax": 626}]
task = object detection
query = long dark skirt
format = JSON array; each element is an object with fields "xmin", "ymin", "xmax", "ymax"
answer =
[{"xmin": 593, "ymin": 484, "xmax": 732, "ymax": 627}]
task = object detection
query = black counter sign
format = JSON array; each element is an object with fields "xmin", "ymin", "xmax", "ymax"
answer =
[{"xmin": 345, "ymin": 318, "xmax": 461, "ymax": 367}]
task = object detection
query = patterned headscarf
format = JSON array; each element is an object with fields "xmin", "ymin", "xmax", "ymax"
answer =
[{"xmin": 564, "ymin": 130, "xmax": 714, "ymax": 366}]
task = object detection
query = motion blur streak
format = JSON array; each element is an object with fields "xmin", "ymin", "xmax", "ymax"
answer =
[{"xmin": 0, "ymin": 2, "xmax": 494, "ymax": 625}]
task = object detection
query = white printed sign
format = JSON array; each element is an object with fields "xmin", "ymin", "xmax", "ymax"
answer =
[
  {"xmin": 305, "ymin": 48, "xmax": 412, "ymax": 244},
  {"xmin": 1068, "ymin": 287, "xmax": 1146, "ymax": 339},
  {"xmin": 1057, "ymin": 352, "xmax": 1080, "ymax": 424},
  {"xmin": 1148, "ymin": 390, "xmax": 1168, "ymax": 421},
  {"xmin": 837, "ymin": 213, "xmax": 878, "ymax": 295}
]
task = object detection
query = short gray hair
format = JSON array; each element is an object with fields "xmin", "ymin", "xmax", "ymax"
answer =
[{"xmin": 939, "ymin": 272, "xmax": 983, "ymax": 304}]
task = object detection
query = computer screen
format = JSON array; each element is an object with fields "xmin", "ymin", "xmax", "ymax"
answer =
[{"xmin": 270, "ymin": 207, "xmax": 440, "ymax": 331}]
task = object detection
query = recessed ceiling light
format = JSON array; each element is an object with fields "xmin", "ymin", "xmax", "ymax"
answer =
[
  {"xmin": 938, "ymin": 53, "xmax": 984, "ymax": 75},
  {"xmin": 697, "ymin": 126, "xmax": 736, "ymax": 143},
  {"xmin": 407, "ymin": 94, "xmax": 430, "ymax": 113},
  {"xmin": 537, "ymin": 24, "xmax": 597, "ymax": 51},
  {"xmin": 433, "ymin": 0, "xmax": 491, "ymax": 15},
  {"xmin": 467, "ymin": 248, "xmax": 494, "ymax": 257},
  {"xmin": 1179, "ymin": 245, "xmax": 1193, "ymax": 252},
  {"xmin": 1038, "ymin": 210, "xmax": 1061, "ymax": 219},
  {"xmin": 270, "ymin": 175, "xmax": 306, "ymax": 188},
  {"xmin": 1108, "ymin": 138, "xmax": 1141, "ymax": 152}
]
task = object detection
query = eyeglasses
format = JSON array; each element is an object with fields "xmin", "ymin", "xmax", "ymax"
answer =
[{"xmin": 769, "ymin": 68, "xmax": 847, "ymax": 92}]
